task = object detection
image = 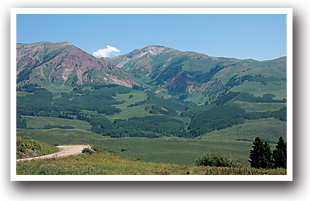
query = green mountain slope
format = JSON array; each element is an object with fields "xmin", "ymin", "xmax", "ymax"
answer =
[{"xmin": 104, "ymin": 45, "xmax": 286, "ymax": 104}]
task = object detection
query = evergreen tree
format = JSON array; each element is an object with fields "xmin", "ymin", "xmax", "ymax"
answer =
[
  {"xmin": 273, "ymin": 136, "xmax": 287, "ymax": 168},
  {"xmin": 249, "ymin": 137, "xmax": 264, "ymax": 168},
  {"xmin": 261, "ymin": 141, "xmax": 272, "ymax": 168}
]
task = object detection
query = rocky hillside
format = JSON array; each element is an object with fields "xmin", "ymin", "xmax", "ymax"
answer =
[
  {"xmin": 17, "ymin": 42, "xmax": 139, "ymax": 90},
  {"xmin": 104, "ymin": 45, "xmax": 286, "ymax": 104}
]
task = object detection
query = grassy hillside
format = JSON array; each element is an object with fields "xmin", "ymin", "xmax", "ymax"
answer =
[
  {"xmin": 17, "ymin": 128, "xmax": 110, "ymax": 145},
  {"xmin": 235, "ymin": 101, "xmax": 287, "ymax": 112},
  {"xmin": 16, "ymin": 136, "xmax": 59, "ymax": 159},
  {"xmin": 107, "ymin": 90, "xmax": 152, "ymax": 120},
  {"xmin": 24, "ymin": 116, "xmax": 91, "ymax": 130},
  {"xmin": 16, "ymin": 145, "xmax": 286, "ymax": 175},
  {"xmin": 200, "ymin": 118, "xmax": 286, "ymax": 143}
]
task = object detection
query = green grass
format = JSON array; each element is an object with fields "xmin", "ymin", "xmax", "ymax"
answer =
[
  {"xmin": 100, "ymin": 138, "xmax": 254, "ymax": 166},
  {"xmin": 16, "ymin": 146, "xmax": 286, "ymax": 175},
  {"xmin": 24, "ymin": 116, "xmax": 91, "ymax": 130},
  {"xmin": 230, "ymin": 81, "xmax": 287, "ymax": 100},
  {"xmin": 200, "ymin": 118, "xmax": 286, "ymax": 143},
  {"xmin": 234, "ymin": 101, "xmax": 286, "ymax": 112},
  {"xmin": 107, "ymin": 91, "xmax": 154, "ymax": 120}
]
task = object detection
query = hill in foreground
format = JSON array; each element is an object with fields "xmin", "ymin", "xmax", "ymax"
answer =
[{"xmin": 16, "ymin": 136, "xmax": 58, "ymax": 159}]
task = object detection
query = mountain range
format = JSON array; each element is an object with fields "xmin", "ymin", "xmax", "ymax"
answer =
[
  {"xmin": 16, "ymin": 42, "xmax": 286, "ymax": 104},
  {"xmin": 104, "ymin": 45, "xmax": 286, "ymax": 103}
]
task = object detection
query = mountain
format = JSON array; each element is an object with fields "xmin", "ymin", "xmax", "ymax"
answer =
[
  {"xmin": 16, "ymin": 42, "xmax": 139, "ymax": 91},
  {"xmin": 103, "ymin": 45, "xmax": 286, "ymax": 104}
]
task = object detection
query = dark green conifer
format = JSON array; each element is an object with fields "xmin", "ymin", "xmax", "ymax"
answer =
[
  {"xmin": 249, "ymin": 137, "xmax": 264, "ymax": 168},
  {"xmin": 273, "ymin": 136, "xmax": 287, "ymax": 168},
  {"xmin": 262, "ymin": 141, "xmax": 272, "ymax": 168}
]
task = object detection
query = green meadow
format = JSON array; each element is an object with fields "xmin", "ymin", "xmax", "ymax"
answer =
[
  {"xmin": 24, "ymin": 116, "xmax": 91, "ymax": 130},
  {"xmin": 235, "ymin": 101, "xmax": 287, "ymax": 113},
  {"xmin": 200, "ymin": 118, "xmax": 286, "ymax": 143},
  {"xmin": 230, "ymin": 81, "xmax": 286, "ymax": 100}
]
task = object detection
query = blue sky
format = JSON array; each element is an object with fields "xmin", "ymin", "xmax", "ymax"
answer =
[{"xmin": 17, "ymin": 14, "xmax": 287, "ymax": 60}]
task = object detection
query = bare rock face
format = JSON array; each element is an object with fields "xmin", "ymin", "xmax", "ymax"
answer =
[
  {"xmin": 111, "ymin": 45, "xmax": 169, "ymax": 68},
  {"xmin": 16, "ymin": 42, "xmax": 139, "ymax": 89}
]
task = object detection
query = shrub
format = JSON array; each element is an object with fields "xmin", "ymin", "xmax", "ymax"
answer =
[
  {"xmin": 53, "ymin": 143, "xmax": 60, "ymax": 146},
  {"xmin": 82, "ymin": 148, "xmax": 94, "ymax": 155},
  {"xmin": 195, "ymin": 153, "xmax": 240, "ymax": 167}
]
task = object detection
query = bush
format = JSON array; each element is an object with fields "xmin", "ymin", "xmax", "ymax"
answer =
[
  {"xmin": 90, "ymin": 144, "xmax": 104, "ymax": 152},
  {"xmin": 82, "ymin": 148, "xmax": 94, "ymax": 155},
  {"xmin": 195, "ymin": 153, "xmax": 240, "ymax": 167},
  {"xmin": 53, "ymin": 143, "xmax": 60, "ymax": 146}
]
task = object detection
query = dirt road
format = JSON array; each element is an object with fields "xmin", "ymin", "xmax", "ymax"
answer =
[{"xmin": 16, "ymin": 145, "xmax": 91, "ymax": 162}]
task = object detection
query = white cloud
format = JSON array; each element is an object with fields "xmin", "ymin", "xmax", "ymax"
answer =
[{"xmin": 93, "ymin": 45, "xmax": 120, "ymax": 57}]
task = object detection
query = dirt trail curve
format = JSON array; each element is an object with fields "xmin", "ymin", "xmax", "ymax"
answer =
[{"xmin": 16, "ymin": 145, "xmax": 91, "ymax": 162}]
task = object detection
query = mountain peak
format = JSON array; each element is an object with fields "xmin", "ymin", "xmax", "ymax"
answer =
[
  {"xmin": 132, "ymin": 45, "xmax": 170, "ymax": 57},
  {"xmin": 16, "ymin": 41, "xmax": 139, "ymax": 89}
]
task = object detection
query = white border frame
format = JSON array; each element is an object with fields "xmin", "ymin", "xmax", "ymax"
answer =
[{"xmin": 10, "ymin": 8, "xmax": 293, "ymax": 181}]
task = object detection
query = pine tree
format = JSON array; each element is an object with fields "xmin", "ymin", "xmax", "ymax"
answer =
[
  {"xmin": 249, "ymin": 137, "xmax": 264, "ymax": 168},
  {"xmin": 261, "ymin": 141, "xmax": 272, "ymax": 168},
  {"xmin": 273, "ymin": 136, "xmax": 287, "ymax": 168}
]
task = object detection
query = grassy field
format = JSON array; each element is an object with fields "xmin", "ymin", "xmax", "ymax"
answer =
[
  {"xmin": 234, "ymin": 101, "xmax": 286, "ymax": 112},
  {"xmin": 107, "ymin": 91, "xmax": 153, "ymax": 120},
  {"xmin": 230, "ymin": 81, "xmax": 287, "ymax": 100},
  {"xmin": 24, "ymin": 116, "xmax": 91, "ymax": 130},
  {"xmin": 200, "ymin": 118, "xmax": 286, "ymax": 143},
  {"xmin": 16, "ymin": 146, "xmax": 286, "ymax": 175},
  {"xmin": 99, "ymin": 138, "xmax": 254, "ymax": 166}
]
